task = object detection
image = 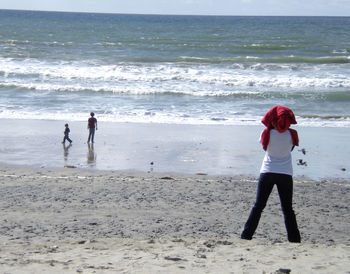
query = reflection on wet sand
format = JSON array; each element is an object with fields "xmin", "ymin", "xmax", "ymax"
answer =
[
  {"xmin": 87, "ymin": 143, "xmax": 96, "ymax": 167},
  {"xmin": 62, "ymin": 143, "xmax": 72, "ymax": 163}
]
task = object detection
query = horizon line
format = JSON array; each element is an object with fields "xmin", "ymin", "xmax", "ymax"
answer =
[{"xmin": 1, "ymin": 8, "xmax": 349, "ymax": 18}]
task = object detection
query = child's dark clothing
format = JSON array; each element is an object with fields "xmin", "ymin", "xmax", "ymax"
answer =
[
  {"xmin": 87, "ymin": 115, "xmax": 97, "ymax": 143},
  {"xmin": 63, "ymin": 126, "xmax": 72, "ymax": 144}
]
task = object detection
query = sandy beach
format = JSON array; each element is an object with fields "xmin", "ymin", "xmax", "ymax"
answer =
[
  {"xmin": 0, "ymin": 165, "xmax": 349, "ymax": 273},
  {"xmin": 1, "ymin": 9, "xmax": 350, "ymax": 273},
  {"xmin": 0, "ymin": 119, "xmax": 350, "ymax": 273}
]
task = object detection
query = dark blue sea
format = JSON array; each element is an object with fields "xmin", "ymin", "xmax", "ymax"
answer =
[{"xmin": 1, "ymin": 10, "xmax": 350, "ymax": 127}]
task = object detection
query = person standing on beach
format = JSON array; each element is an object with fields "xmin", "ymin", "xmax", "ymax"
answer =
[
  {"xmin": 241, "ymin": 105, "xmax": 301, "ymax": 243},
  {"xmin": 87, "ymin": 112, "xmax": 98, "ymax": 143},
  {"xmin": 62, "ymin": 123, "xmax": 72, "ymax": 145}
]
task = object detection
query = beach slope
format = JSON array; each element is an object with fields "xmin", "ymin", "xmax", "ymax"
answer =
[{"xmin": 0, "ymin": 166, "xmax": 349, "ymax": 273}]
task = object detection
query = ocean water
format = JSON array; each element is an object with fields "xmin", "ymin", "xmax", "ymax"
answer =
[{"xmin": 1, "ymin": 10, "xmax": 350, "ymax": 127}]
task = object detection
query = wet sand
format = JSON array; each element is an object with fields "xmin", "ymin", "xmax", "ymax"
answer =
[{"xmin": 0, "ymin": 119, "xmax": 349, "ymax": 181}]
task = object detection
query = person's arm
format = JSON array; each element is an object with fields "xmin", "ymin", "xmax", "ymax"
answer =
[{"xmin": 95, "ymin": 119, "xmax": 98, "ymax": 130}]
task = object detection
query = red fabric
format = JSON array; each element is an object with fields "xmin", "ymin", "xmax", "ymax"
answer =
[
  {"xmin": 88, "ymin": 117, "xmax": 97, "ymax": 128},
  {"xmin": 261, "ymin": 106, "xmax": 299, "ymax": 150}
]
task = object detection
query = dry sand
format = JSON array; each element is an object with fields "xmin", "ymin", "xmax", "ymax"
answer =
[{"xmin": 0, "ymin": 166, "xmax": 349, "ymax": 273}]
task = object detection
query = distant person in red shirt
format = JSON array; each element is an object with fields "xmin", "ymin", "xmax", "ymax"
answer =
[{"xmin": 87, "ymin": 112, "xmax": 98, "ymax": 143}]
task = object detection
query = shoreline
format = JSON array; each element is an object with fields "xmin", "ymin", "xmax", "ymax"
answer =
[
  {"xmin": 0, "ymin": 118, "xmax": 349, "ymax": 182},
  {"xmin": 0, "ymin": 165, "xmax": 349, "ymax": 273}
]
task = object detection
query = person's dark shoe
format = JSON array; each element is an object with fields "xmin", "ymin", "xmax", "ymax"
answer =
[
  {"xmin": 288, "ymin": 239, "xmax": 301, "ymax": 243},
  {"xmin": 241, "ymin": 232, "xmax": 252, "ymax": 240}
]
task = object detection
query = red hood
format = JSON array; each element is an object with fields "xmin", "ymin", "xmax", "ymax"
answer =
[{"xmin": 261, "ymin": 106, "xmax": 298, "ymax": 150}]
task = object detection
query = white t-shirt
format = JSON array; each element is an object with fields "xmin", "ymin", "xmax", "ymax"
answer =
[{"xmin": 259, "ymin": 129, "xmax": 294, "ymax": 176}]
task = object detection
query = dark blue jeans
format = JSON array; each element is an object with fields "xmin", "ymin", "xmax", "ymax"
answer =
[
  {"xmin": 241, "ymin": 173, "xmax": 301, "ymax": 242},
  {"xmin": 63, "ymin": 135, "xmax": 72, "ymax": 144},
  {"xmin": 88, "ymin": 128, "xmax": 95, "ymax": 143}
]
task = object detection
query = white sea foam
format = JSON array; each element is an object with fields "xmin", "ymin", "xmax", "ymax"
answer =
[
  {"xmin": 1, "ymin": 108, "xmax": 349, "ymax": 128},
  {"xmin": 1, "ymin": 56, "xmax": 350, "ymax": 128},
  {"xmin": 1, "ymin": 58, "xmax": 350, "ymax": 96}
]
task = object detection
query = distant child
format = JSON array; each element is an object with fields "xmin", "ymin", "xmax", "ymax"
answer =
[
  {"xmin": 62, "ymin": 123, "xmax": 72, "ymax": 145},
  {"xmin": 87, "ymin": 112, "xmax": 98, "ymax": 143},
  {"xmin": 241, "ymin": 105, "xmax": 301, "ymax": 243}
]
